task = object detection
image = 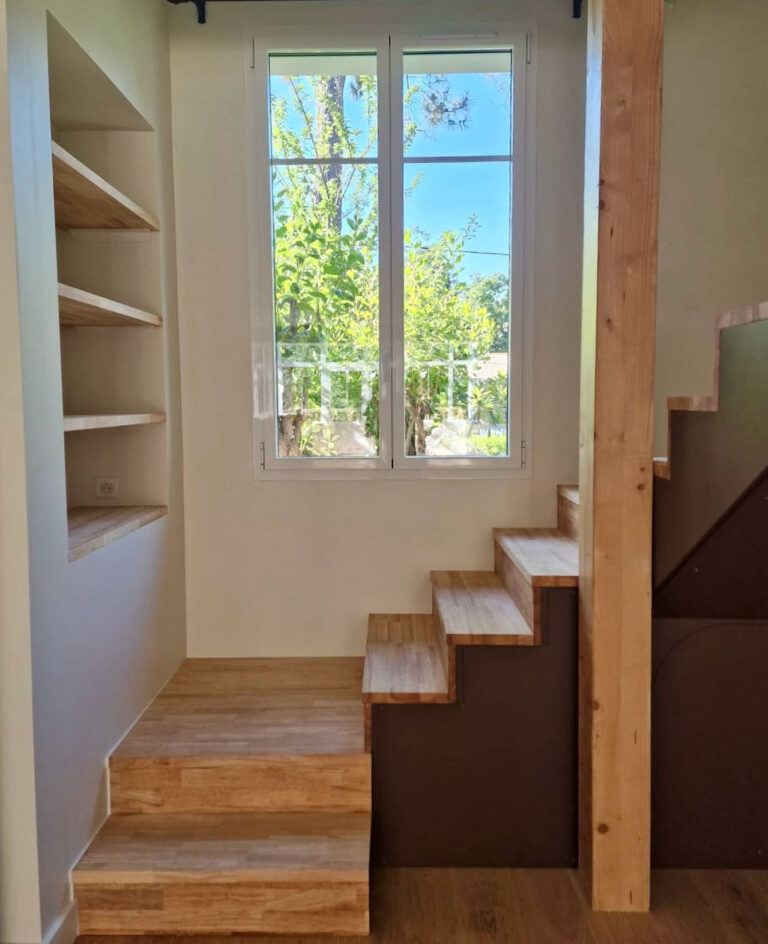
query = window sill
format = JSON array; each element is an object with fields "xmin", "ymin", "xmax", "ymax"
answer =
[{"xmin": 253, "ymin": 464, "xmax": 530, "ymax": 482}]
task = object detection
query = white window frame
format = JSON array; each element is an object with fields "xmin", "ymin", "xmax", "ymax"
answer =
[{"xmin": 246, "ymin": 29, "xmax": 535, "ymax": 480}]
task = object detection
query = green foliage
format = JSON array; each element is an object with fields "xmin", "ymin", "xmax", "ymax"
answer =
[
  {"xmin": 467, "ymin": 433, "xmax": 508, "ymax": 457},
  {"xmin": 269, "ymin": 67, "xmax": 509, "ymax": 458}
]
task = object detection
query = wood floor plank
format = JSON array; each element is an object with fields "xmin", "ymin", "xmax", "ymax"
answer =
[
  {"xmin": 431, "ymin": 571, "xmax": 534, "ymax": 646},
  {"xmin": 362, "ymin": 614, "xmax": 451, "ymax": 704}
]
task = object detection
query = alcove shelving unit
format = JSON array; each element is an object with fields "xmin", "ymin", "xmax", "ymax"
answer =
[{"xmin": 52, "ymin": 140, "xmax": 168, "ymax": 562}]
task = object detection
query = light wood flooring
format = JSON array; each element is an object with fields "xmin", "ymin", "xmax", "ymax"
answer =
[{"xmin": 77, "ymin": 866, "xmax": 768, "ymax": 943}]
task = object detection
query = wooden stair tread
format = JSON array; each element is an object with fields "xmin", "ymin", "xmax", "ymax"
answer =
[
  {"xmin": 73, "ymin": 812, "xmax": 370, "ymax": 882},
  {"xmin": 494, "ymin": 529, "xmax": 579, "ymax": 587},
  {"xmin": 115, "ymin": 658, "xmax": 366, "ymax": 759},
  {"xmin": 432, "ymin": 571, "xmax": 534, "ymax": 645},
  {"xmin": 362, "ymin": 614, "xmax": 450, "ymax": 704}
]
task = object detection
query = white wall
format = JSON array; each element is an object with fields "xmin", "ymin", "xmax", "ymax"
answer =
[
  {"xmin": 0, "ymin": 2, "xmax": 43, "ymax": 941},
  {"xmin": 5, "ymin": 1, "xmax": 186, "ymax": 939},
  {"xmin": 656, "ymin": 0, "xmax": 768, "ymax": 453},
  {"xmin": 169, "ymin": 0, "xmax": 586, "ymax": 658}
]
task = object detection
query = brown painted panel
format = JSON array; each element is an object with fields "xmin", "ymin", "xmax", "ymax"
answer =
[
  {"xmin": 370, "ymin": 589, "xmax": 577, "ymax": 867},
  {"xmin": 654, "ymin": 466, "xmax": 768, "ymax": 618},
  {"xmin": 654, "ymin": 319, "xmax": 768, "ymax": 584},
  {"xmin": 652, "ymin": 618, "xmax": 768, "ymax": 867}
]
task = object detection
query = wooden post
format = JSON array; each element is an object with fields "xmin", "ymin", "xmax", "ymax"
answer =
[{"xmin": 578, "ymin": 0, "xmax": 663, "ymax": 912}]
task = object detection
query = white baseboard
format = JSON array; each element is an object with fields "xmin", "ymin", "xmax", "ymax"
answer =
[{"xmin": 42, "ymin": 900, "xmax": 77, "ymax": 944}]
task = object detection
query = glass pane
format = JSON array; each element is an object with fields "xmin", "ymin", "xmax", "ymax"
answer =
[
  {"xmin": 403, "ymin": 161, "xmax": 511, "ymax": 457},
  {"xmin": 269, "ymin": 53, "xmax": 378, "ymax": 160},
  {"xmin": 403, "ymin": 50, "xmax": 513, "ymax": 158},
  {"xmin": 272, "ymin": 162, "xmax": 380, "ymax": 458}
]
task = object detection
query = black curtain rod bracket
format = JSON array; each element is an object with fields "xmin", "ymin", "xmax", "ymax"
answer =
[{"xmin": 167, "ymin": 0, "xmax": 206, "ymax": 24}]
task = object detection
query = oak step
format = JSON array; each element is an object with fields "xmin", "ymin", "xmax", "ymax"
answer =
[
  {"xmin": 494, "ymin": 529, "xmax": 579, "ymax": 587},
  {"xmin": 111, "ymin": 658, "xmax": 369, "ymax": 814},
  {"xmin": 362, "ymin": 614, "xmax": 451, "ymax": 705},
  {"xmin": 431, "ymin": 571, "xmax": 534, "ymax": 646},
  {"xmin": 110, "ymin": 754, "xmax": 371, "ymax": 815},
  {"xmin": 73, "ymin": 812, "xmax": 370, "ymax": 935},
  {"xmin": 493, "ymin": 529, "xmax": 579, "ymax": 637},
  {"xmin": 557, "ymin": 484, "xmax": 579, "ymax": 540}
]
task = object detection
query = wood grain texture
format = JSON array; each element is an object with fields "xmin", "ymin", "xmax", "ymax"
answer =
[
  {"xmin": 431, "ymin": 571, "xmax": 534, "ymax": 646},
  {"xmin": 558, "ymin": 485, "xmax": 580, "ymax": 540},
  {"xmin": 159, "ymin": 657, "xmax": 363, "ymax": 700},
  {"xmin": 362, "ymin": 614, "xmax": 450, "ymax": 704},
  {"xmin": 110, "ymin": 754, "xmax": 371, "ymax": 815},
  {"xmin": 63, "ymin": 413, "xmax": 166, "ymax": 432},
  {"xmin": 115, "ymin": 658, "xmax": 366, "ymax": 758},
  {"xmin": 655, "ymin": 300, "xmax": 768, "ymax": 479},
  {"xmin": 68, "ymin": 505, "xmax": 167, "ymax": 562},
  {"xmin": 74, "ymin": 659, "xmax": 371, "ymax": 933},
  {"xmin": 76, "ymin": 867, "xmax": 768, "ymax": 944},
  {"xmin": 59, "ymin": 283, "xmax": 162, "ymax": 327},
  {"xmin": 493, "ymin": 541, "xmax": 539, "ymax": 639},
  {"xmin": 579, "ymin": 0, "xmax": 662, "ymax": 912},
  {"xmin": 494, "ymin": 529, "xmax": 579, "ymax": 586},
  {"xmin": 73, "ymin": 812, "xmax": 370, "ymax": 935},
  {"xmin": 52, "ymin": 142, "xmax": 159, "ymax": 231}
]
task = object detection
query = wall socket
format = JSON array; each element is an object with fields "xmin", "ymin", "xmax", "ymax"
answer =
[{"xmin": 96, "ymin": 478, "xmax": 119, "ymax": 499}]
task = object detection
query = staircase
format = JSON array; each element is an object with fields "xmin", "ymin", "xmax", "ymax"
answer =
[
  {"xmin": 363, "ymin": 485, "xmax": 580, "ymax": 866},
  {"xmin": 72, "ymin": 485, "xmax": 580, "ymax": 933},
  {"xmin": 651, "ymin": 303, "xmax": 768, "ymax": 867},
  {"xmin": 363, "ymin": 485, "xmax": 579, "ymax": 717},
  {"xmin": 73, "ymin": 659, "xmax": 371, "ymax": 935},
  {"xmin": 653, "ymin": 300, "xmax": 768, "ymax": 582}
]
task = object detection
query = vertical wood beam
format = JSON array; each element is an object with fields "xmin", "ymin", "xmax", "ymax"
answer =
[{"xmin": 578, "ymin": 0, "xmax": 663, "ymax": 912}]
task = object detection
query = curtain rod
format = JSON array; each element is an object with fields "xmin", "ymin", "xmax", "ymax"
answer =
[{"xmin": 167, "ymin": 0, "xmax": 583, "ymax": 26}]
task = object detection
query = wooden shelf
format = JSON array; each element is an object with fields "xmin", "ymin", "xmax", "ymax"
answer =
[
  {"xmin": 59, "ymin": 283, "xmax": 162, "ymax": 327},
  {"xmin": 63, "ymin": 413, "xmax": 166, "ymax": 432},
  {"xmin": 52, "ymin": 142, "xmax": 159, "ymax": 231},
  {"xmin": 68, "ymin": 505, "xmax": 167, "ymax": 562}
]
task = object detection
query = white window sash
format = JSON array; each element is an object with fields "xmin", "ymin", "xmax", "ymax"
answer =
[{"xmin": 246, "ymin": 31, "xmax": 532, "ymax": 476}]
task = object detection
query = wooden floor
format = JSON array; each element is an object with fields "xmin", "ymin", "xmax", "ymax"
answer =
[{"xmin": 77, "ymin": 867, "xmax": 768, "ymax": 943}]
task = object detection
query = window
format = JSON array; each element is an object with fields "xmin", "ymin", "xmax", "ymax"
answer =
[{"xmin": 249, "ymin": 33, "xmax": 531, "ymax": 475}]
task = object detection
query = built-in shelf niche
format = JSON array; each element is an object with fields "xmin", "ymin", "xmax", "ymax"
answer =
[
  {"xmin": 48, "ymin": 18, "xmax": 168, "ymax": 562},
  {"xmin": 50, "ymin": 138, "xmax": 166, "ymax": 559}
]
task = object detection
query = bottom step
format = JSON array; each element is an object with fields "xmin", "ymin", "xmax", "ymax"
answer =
[{"xmin": 73, "ymin": 812, "xmax": 370, "ymax": 935}]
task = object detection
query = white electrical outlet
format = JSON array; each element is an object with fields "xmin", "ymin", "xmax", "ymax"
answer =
[{"xmin": 96, "ymin": 478, "xmax": 119, "ymax": 499}]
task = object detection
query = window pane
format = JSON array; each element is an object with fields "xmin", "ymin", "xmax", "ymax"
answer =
[
  {"xmin": 269, "ymin": 53, "xmax": 378, "ymax": 160},
  {"xmin": 272, "ymin": 163, "xmax": 380, "ymax": 458},
  {"xmin": 403, "ymin": 161, "xmax": 511, "ymax": 457},
  {"xmin": 403, "ymin": 50, "xmax": 512, "ymax": 158}
]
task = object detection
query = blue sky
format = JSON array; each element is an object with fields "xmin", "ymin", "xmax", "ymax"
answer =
[{"xmin": 270, "ymin": 59, "xmax": 513, "ymax": 280}]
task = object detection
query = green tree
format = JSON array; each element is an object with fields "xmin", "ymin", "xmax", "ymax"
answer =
[{"xmin": 269, "ymin": 65, "xmax": 507, "ymax": 457}]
